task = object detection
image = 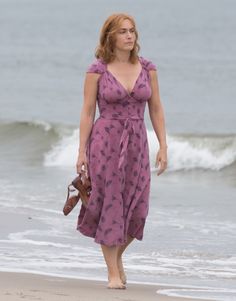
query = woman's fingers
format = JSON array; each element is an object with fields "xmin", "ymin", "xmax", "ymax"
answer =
[
  {"xmin": 76, "ymin": 151, "xmax": 88, "ymax": 175},
  {"xmin": 76, "ymin": 158, "xmax": 89, "ymax": 177},
  {"xmin": 157, "ymin": 163, "xmax": 164, "ymax": 175},
  {"xmin": 76, "ymin": 162, "xmax": 82, "ymax": 174},
  {"xmin": 156, "ymin": 155, "xmax": 168, "ymax": 176},
  {"xmin": 83, "ymin": 162, "xmax": 89, "ymax": 178},
  {"xmin": 76, "ymin": 159, "xmax": 84, "ymax": 174}
]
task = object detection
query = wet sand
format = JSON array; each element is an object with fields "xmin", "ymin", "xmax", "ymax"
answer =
[{"xmin": 0, "ymin": 271, "xmax": 215, "ymax": 301}]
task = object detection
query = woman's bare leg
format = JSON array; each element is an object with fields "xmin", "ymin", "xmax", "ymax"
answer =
[
  {"xmin": 117, "ymin": 235, "xmax": 135, "ymax": 284},
  {"xmin": 100, "ymin": 244, "xmax": 126, "ymax": 289}
]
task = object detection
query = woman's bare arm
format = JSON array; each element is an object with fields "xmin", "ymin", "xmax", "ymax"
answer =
[
  {"xmin": 148, "ymin": 70, "xmax": 167, "ymax": 149},
  {"xmin": 78, "ymin": 73, "xmax": 100, "ymax": 154}
]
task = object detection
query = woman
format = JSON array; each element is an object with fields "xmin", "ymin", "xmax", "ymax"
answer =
[{"xmin": 76, "ymin": 13, "xmax": 168, "ymax": 289}]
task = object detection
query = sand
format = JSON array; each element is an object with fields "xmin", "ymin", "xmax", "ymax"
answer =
[{"xmin": 0, "ymin": 271, "xmax": 215, "ymax": 301}]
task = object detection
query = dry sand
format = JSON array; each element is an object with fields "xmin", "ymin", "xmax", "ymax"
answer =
[{"xmin": 0, "ymin": 271, "xmax": 215, "ymax": 301}]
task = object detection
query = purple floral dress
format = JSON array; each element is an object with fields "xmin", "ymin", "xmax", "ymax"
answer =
[{"xmin": 77, "ymin": 56, "xmax": 157, "ymax": 246}]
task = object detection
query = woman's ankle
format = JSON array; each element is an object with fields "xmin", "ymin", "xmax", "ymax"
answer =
[{"xmin": 108, "ymin": 266, "xmax": 120, "ymax": 278}]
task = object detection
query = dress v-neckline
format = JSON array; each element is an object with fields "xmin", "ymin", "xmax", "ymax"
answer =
[{"xmin": 106, "ymin": 56, "xmax": 143, "ymax": 96}]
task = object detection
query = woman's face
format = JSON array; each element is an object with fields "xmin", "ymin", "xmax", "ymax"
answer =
[{"xmin": 114, "ymin": 19, "xmax": 136, "ymax": 52}]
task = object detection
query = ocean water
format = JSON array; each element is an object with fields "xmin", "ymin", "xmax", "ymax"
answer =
[{"xmin": 0, "ymin": 1, "xmax": 236, "ymax": 300}]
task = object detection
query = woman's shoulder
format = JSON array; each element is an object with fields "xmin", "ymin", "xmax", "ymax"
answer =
[
  {"xmin": 86, "ymin": 58, "xmax": 106, "ymax": 74},
  {"xmin": 139, "ymin": 56, "xmax": 157, "ymax": 71}
]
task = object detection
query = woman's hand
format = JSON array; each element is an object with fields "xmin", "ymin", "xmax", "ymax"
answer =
[
  {"xmin": 76, "ymin": 150, "xmax": 88, "ymax": 177},
  {"xmin": 155, "ymin": 147, "xmax": 168, "ymax": 176}
]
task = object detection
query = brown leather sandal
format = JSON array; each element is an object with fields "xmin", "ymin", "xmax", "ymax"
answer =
[
  {"xmin": 72, "ymin": 171, "xmax": 91, "ymax": 207},
  {"xmin": 63, "ymin": 171, "xmax": 92, "ymax": 215},
  {"xmin": 63, "ymin": 195, "xmax": 80, "ymax": 216}
]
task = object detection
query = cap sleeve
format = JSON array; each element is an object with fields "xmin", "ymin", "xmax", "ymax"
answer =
[
  {"xmin": 86, "ymin": 59, "xmax": 106, "ymax": 74},
  {"xmin": 140, "ymin": 56, "xmax": 157, "ymax": 71}
]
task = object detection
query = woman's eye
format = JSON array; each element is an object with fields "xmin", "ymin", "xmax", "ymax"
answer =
[{"xmin": 118, "ymin": 29, "xmax": 135, "ymax": 34}]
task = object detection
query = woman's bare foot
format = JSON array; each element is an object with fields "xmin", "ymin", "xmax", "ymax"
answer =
[
  {"xmin": 117, "ymin": 257, "xmax": 127, "ymax": 284},
  {"xmin": 107, "ymin": 276, "xmax": 126, "ymax": 289}
]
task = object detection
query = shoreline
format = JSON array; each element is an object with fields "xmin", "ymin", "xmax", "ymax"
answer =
[{"xmin": 0, "ymin": 271, "xmax": 216, "ymax": 301}]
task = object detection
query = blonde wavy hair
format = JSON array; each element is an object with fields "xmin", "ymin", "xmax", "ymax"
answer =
[{"xmin": 95, "ymin": 13, "xmax": 140, "ymax": 64}]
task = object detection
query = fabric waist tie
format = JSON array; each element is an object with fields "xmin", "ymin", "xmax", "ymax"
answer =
[{"xmin": 99, "ymin": 116, "xmax": 144, "ymax": 170}]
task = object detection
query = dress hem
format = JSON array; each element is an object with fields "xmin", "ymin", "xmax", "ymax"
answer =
[{"xmin": 77, "ymin": 226, "xmax": 142, "ymax": 246}]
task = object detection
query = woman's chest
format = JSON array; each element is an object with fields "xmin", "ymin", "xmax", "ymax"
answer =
[{"xmin": 97, "ymin": 70, "xmax": 152, "ymax": 103}]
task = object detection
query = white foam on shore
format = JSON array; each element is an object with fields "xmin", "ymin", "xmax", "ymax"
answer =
[
  {"xmin": 2, "ymin": 229, "xmax": 236, "ymax": 280},
  {"xmin": 157, "ymin": 287, "xmax": 236, "ymax": 301}
]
